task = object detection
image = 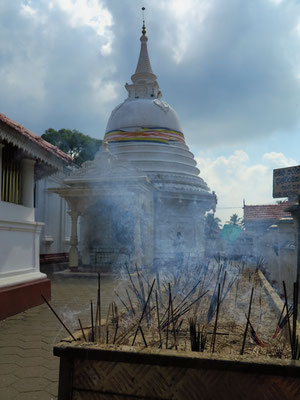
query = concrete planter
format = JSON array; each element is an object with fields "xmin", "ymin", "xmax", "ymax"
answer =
[{"xmin": 54, "ymin": 338, "xmax": 300, "ymax": 400}]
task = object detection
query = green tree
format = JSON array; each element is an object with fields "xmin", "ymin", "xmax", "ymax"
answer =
[
  {"xmin": 227, "ymin": 213, "xmax": 244, "ymax": 227},
  {"xmin": 42, "ymin": 128, "xmax": 102, "ymax": 166},
  {"xmin": 220, "ymin": 223, "xmax": 243, "ymax": 244},
  {"xmin": 221, "ymin": 213, "xmax": 244, "ymax": 244},
  {"xmin": 205, "ymin": 213, "xmax": 222, "ymax": 239}
]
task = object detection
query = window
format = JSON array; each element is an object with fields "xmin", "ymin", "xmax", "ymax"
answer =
[{"xmin": 1, "ymin": 143, "xmax": 22, "ymax": 204}]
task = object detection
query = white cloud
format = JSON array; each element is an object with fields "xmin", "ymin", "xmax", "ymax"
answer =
[
  {"xmin": 262, "ymin": 152, "xmax": 297, "ymax": 168},
  {"xmin": 0, "ymin": 57, "xmax": 47, "ymax": 103},
  {"xmin": 54, "ymin": 0, "xmax": 114, "ymax": 55},
  {"xmin": 20, "ymin": 4, "xmax": 37, "ymax": 17},
  {"xmin": 154, "ymin": 0, "xmax": 212, "ymax": 63},
  {"xmin": 19, "ymin": 0, "xmax": 114, "ymax": 55},
  {"xmin": 268, "ymin": 0, "xmax": 285, "ymax": 5},
  {"xmin": 88, "ymin": 78, "xmax": 121, "ymax": 119},
  {"xmin": 196, "ymin": 150, "xmax": 296, "ymax": 223}
]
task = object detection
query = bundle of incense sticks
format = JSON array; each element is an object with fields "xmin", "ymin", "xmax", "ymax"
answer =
[
  {"xmin": 273, "ymin": 304, "xmax": 293, "ymax": 339},
  {"xmin": 244, "ymin": 313, "xmax": 266, "ymax": 348}
]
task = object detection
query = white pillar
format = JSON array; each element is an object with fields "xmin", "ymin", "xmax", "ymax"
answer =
[
  {"xmin": 81, "ymin": 213, "xmax": 90, "ymax": 266},
  {"xmin": 0, "ymin": 144, "xmax": 4, "ymax": 201},
  {"xmin": 133, "ymin": 209, "xmax": 142, "ymax": 266},
  {"xmin": 68, "ymin": 209, "xmax": 79, "ymax": 270},
  {"xmin": 21, "ymin": 158, "xmax": 35, "ymax": 208}
]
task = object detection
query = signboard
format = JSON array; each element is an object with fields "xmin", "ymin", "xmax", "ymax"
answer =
[{"xmin": 273, "ymin": 165, "xmax": 300, "ymax": 198}]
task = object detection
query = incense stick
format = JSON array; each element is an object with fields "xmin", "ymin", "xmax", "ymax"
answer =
[
  {"xmin": 98, "ymin": 272, "xmax": 101, "ymax": 342},
  {"xmin": 166, "ymin": 287, "xmax": 171, "ymax": 349},
  {"xmin": 114, "ymin": 290, "xmax": 130, "ymax": 314},
  {"xmin": 155, "ymin": 291, "xmax": 162, "ymax": 348},
  {"xmin": 283, "ymin": 281, "xmax": 293, "ymax": 355},
  {"xmin": 126, "ymin": 288, "xmax": 135, "ymax": 315},
  {"xmin": 132, "ymin": 279, "xmax": 156, "ymax": 346},
  {"xmin": 90, "ymin": 301, "xmax": 95, "ymax": 342},
  {"xmin": 292, "ymin": 281, "xmax": 299, "ymax": 359},
  {"xmin": 41, "ymin": 295, "xmax": 76, "ymax": 341},
  {"xmin": 78, "ymin": 318, "xmax": 87, "ymax": 341},
  {"xmin": 211, "ymin": 283, "xmax": 221, "ymax": 353},
  {"xmin": 169, "ymin": 283, "xmax": 177, "ymax": 350},
  {"xmin": 240, "ymin": 287, "xmax": 254, "ymax": 355}
]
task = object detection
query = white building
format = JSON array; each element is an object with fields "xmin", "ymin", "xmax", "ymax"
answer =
[
  {"xmin": 53, "ymin": 22, "xmax": 216, "ymax": 271},
  {"xmin": 0, "ymin": 113, "xmax": 71, "ymax": 319},
  {"xmin": 35, "ymin": 170, "xmax": 72, "ymax": 265}
]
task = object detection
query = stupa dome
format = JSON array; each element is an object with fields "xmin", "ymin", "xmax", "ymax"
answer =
[{"xmin": 105, "ymin": 98, "xmax": 182, "ymax": 134}]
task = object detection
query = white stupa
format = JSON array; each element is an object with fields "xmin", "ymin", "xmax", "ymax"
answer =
[
  {"xmin": 53, "ymin": 20, "xmax": 216, "ymax": 271},
  {"xmin": 104, "ymin": 21, "xmax": 211, "ymax": 197}
]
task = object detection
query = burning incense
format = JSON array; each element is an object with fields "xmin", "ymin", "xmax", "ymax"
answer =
[
  {"xmin": 114, "ymin": 290, "xmax": 130, "ymax": 314},
  {"xmin": 132, "ymin": 279, "xmax": 156, "ymax": 346},
  {"xmin": 112, "ymin": 302, "xmax": 119, "ymax": 344},
  {"xmin": 126, "ymin": 288, "xmax": 136, "ymax": 315},
  {"xmin": 169, "ymin": 283, "xmax": 177, "ymax": 350},
  {"xmin": 273, "ymin": 304, "xmax": 293, "ymax": 339},
  {"xmin": 161, "ymin": 290, "xmax": 209, "ymax": 330},
  {"xmin": 283, "ymin": 281, "xmax": 293, "ymax": 355},
  {"xmin": 189, "ymin": 317, "xmax": 199, "ymax": 351},
  {"xmin": 98, "ymin": 272, "xmax": 101, "ymax": 342},
  {"xmin": 166, "ymin": 287, "xmax": 171, "ymax": 349},
  {"xmin": 244, "ymin": 313, "xmax": 266, "ymax": 347},
  {"xmin": 211, "ymin": 283, "xmax": 221, "ymax": 353},
  {"xmin": 105, "ymin": 303, "xmax": 112, "ymax": 344},
  {"xmin": 90, "ymin": 301, "xmax": 95, "ymax": 342},
  {"xmin": 292, "ymin": 281, "xmax": 299, "ymax": 359},
  {"xmin": 139, "ymin": 326, "xmax": 148, "ymax": 347},
  {"xmin": 135, "ymin": 263, "xmax": 146, "ymax": 305},
  {"xmin": 78, "ymin": 318, "xmax": 87, "ymax": 341},
  {"xmin": 41, "ymin": 295, "xmax": 76, "ymax": 341},
  {"xmin": 240, "ymin": 287, "xmax": 254, "ymax": 355},
  {"xmin": 155, "ymin": 291, "xmax": 162, "ymax": 348},
  {"xmin": 125, "ymin": 263, "xmax": 143, "ymax": 305},
  {"xmin": 172, "ymin": 278, "xmax": 202, "ymax": 316},
  {"xmin": 96, "ymin": 289, "xmax": 100, "ymax": 340}
]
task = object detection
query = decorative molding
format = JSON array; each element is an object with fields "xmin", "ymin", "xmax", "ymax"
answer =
[
  {"xmin": 0, "ymin": 220, "xmax": 43, "ymax": 233},
  {"xmin": 65, "ymin": 148, "xmax": 144, "ymax": 181},
  {"xmin": 43, "ymin": 236, "xmax": 54, "ymax": 245},
  {"xmin": 0, "ymin": 268, "xmax": 36, "ymax": 279},
  {"xmin": 0, "ymin": 126, "xmax": 64, "ymax": 171},
  {"xmin": 153, "ymin": 99, "xmax": 170, "ymax": 113}
]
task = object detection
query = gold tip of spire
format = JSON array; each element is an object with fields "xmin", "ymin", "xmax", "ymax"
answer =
[{"xmin": 142, "ymin": 7, "xmax": 146, "ymax": 36}]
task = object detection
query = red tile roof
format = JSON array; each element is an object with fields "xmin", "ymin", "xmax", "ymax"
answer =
[
  {"xmin": 244, "ymin": 203, "xmax": 291, "ymax": 221},
  {"xmin": 0, "ymin": 113, "xmax": 72, "ymax": 164}
]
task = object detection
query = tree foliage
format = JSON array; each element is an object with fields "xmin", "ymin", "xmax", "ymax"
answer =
[
  {"xmin": 42, "ymin": 128, "xmax": 102, "ymax": 166},
  {"xmin": 226, "ymin": 213, "xmax": 244, "ymax": 227},
  {"xmin": 220, "ymin": 213, "xmax": 244, "ymax": 244},
  {"xmin": 205, "ymin": 213, "xmax": 222, "ymax": 239},
  {"xmin": 220, "ymin": 223, "xmax": 243, "ymax": 244}
]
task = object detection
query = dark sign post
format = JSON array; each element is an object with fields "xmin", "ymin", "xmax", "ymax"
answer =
[{"xmin": 273, "ymin": 166, "xmax": 300, "ymax": 286}]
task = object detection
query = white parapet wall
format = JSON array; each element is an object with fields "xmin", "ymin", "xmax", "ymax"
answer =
[{"xmin": 0, "ymin": 217, "xmax": 46, "ymax": 288}]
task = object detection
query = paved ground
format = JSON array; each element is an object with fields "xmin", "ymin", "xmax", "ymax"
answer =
[{"xmin": 0, "ymin": 274, "xmax": 117, "ymax": 400}]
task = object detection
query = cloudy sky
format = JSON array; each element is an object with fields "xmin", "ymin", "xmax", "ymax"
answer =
[{"xmin": 0, "ymin": 0, "xmax": 299, "ymax": 222}]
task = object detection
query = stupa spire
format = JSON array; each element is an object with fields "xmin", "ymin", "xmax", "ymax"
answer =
[
  {"xmin": 125, "ymin": 8, "xmax": 161, "ymax": 99},
  {"xmin": 133, "ymin": 8, "xmax": 154, "ymax": 76},
  {"xmin": 142, "ymin": 7, "xmax": 146, "ymax": 36}
]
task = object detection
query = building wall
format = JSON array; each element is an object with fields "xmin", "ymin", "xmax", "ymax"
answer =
[
  {"xmin": 0, "ymin": 144, "xmax": 46, "ymax": 288},
  {"xmin": 35, "ymin": 170, "xmax": 71, "ymax": 255},
  {"xmin": 246, "ymin": 218, "xmax": 296, "ymax": 299},
  {"xmin": 154, "ymin": 196, "xmax": 207, "ymax": 265},
  {"xmin": 264, "ymin": 219, "xmax": 296, "ymax": 299}
]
